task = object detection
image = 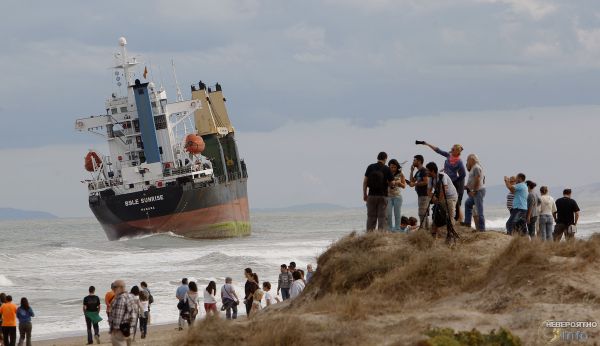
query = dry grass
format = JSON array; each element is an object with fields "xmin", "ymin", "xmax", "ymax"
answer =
[{"xmin": 181, "ymin": 227, "xmax": 600, "ymax": 345}]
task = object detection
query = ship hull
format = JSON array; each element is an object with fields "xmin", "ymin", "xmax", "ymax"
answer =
[{"xmin": 89, "ymin": 179, "xmax": 250, "ymax": 240}]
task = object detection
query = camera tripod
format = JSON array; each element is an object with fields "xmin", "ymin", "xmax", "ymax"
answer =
[{"xmin": 417, "ymin": 180, "xmax": 460, "ymax": 244}]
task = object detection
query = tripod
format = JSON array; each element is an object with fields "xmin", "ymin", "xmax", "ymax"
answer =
[{"xmin": 418, "ymin": 175, "xmax": 460, "ymax": 244}]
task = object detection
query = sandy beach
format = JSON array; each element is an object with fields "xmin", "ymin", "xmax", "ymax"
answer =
[{"xmin": 35, "ymin": 322, "xmax": 184, "ymax": 346}]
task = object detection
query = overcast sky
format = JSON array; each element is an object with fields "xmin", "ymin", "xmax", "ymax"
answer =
[{"xmin": 1, "ymin": 0, "xmax": 600, "ymax": 216}]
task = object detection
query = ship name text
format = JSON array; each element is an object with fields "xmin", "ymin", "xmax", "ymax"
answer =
[{"xmin": 124, "ymin": 195, "xmax": 165, "ymax": 207}]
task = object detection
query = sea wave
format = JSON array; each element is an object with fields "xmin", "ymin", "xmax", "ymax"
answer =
[
  {"xmin": 0, "ymin": 275, "xmax": 14, "ymax": 287},
  {"xmin": 117, "ymin": 231, "xmax": 185, "ymax": 241}
]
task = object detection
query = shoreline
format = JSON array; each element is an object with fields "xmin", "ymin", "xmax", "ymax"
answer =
[{"xmin": 35, "ymin": 322, "xmax": 185, "ymax": 346}]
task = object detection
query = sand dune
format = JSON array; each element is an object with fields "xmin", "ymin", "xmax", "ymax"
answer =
[{"xmin": 177, "ymin": 228, "xmax": 600, "ymax": 345}]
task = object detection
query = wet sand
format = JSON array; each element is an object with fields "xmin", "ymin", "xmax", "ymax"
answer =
[{"xmin": 36, "ymin": 323, "xmax": 183, "ymax": 346}]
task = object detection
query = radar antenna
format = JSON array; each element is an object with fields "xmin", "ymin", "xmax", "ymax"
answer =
[{"xmin": 171, "ymin": 59, "xmax": 184, "ymax": 102}]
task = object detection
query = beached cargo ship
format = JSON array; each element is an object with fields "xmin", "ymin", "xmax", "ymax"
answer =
[{"xmin": 75, "ymin": 37, "xmax": 250, "ymax": 240}]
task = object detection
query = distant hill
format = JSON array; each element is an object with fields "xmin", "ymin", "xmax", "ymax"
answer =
[
  {"xmin": 252, "ymin": 203, "xmax": 350, "ymax": 213},
  {"xmin": 0, "ymin": 208, "xmax": 58, "ymax": 220}
]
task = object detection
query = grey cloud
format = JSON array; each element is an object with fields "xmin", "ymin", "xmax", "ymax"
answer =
[{"xmin": 2, "ymin": 0, "xmax": 600, "ymax": 148}]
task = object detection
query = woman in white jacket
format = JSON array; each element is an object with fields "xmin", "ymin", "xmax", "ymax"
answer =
[
  {"xmin": 289, "ymin": 271, "xmax": 305, "ymax": 299},
  {"xmin": 538, "ymin": 186, "xmax": 557, "ymax": 241}
]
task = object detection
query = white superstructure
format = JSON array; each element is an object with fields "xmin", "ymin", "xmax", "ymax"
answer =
[{"xmin": 75, "ymin": 37, "xmax": 214, "ymax": 196}]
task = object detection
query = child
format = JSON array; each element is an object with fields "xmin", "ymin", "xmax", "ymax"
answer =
[
  {"xmin": 408, "ymin": 217, "xmax": 419, "ymax": 231},
  {"xmin": 262, "ymin": 282, "xmax": 280, "ymax": 307},
  {"xmin": 398, "ymin": 216, "xmax": 410, "ymax": 233},
  {"xmin": 250, "ymin": 288, "xmax": 264, "ymax": 316}
]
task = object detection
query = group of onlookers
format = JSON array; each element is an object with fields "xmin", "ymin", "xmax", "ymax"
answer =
[
  {"xmin": 175, "ymin": 278, "xmax": 218, "ymax": 330},
  {"xmin": 363, "ymin": 141, "xmax": 486, "ymax": 237},
  {"xmin": 0, "ymin": 293, "xmax": 34, "ymax": 346},
  {"xmin": 0, "ymin": 263, "xmax": 316, "ymax": 346},
  {"xmin": 174, "ymin": 261, "xmax": 313, "ymax": 326},
  {"xmin": 504, "ymin": 175, "xmax": 580, "ymax": 241},
  {"xmin": 277, "ymin": 262, "xmax": 311, "ymax": 302},
  {"xmin": 361, "ymin": 141, "xmax": 581, "ymax": 241}
]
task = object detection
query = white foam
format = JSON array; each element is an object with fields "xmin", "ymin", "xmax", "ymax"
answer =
[{"xmin": 0, "ymin": 275, "xmax": 14, "ymax": 287}]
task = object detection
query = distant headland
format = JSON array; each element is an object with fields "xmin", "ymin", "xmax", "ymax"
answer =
[{"xmin": 0, "ymin": 208, "xmax": 58, "ymax": 220}]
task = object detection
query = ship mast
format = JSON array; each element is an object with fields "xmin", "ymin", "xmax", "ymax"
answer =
[
  {"xmin": 172, "ymin": 59, "xmax": 184, "ymax": 102},
  {"xmin": 115, "ymin": 37, "xmax": 138, "ymax": 88}
]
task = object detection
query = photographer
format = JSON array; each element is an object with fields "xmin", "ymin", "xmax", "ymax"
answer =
[
  {"xmin": 504, "ymin": 173, "xmax": 528, "ymax": 235},
  {"xmin": 418, "ymin": 141, "xmax": 466, "ymax": 223},
  {"xmin": 425, "ymin": 162, "xmax": 458, "ymax": 238},
  {"xmin": 408, "ymin": 155, "xmax": 430, "ymax": 230}
]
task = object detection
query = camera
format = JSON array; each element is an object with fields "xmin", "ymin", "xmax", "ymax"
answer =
[{"xmin": 415, "ymin": 140, "xmax": 425, "ymax": 145}]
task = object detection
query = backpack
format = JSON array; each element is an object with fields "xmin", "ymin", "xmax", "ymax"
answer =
[
  {"xmin": 178, "ymin": 296, "xmax": 191, "ymax": 320},
  {"xmin": 148, "ymin": 293, "xmax": 154, "ymax": 305},
  {"xmin": 367, "ymin": 167, "xmax": 386, "ymax": 191},
  {"xmin": 431, "ymin": 174, "xmax": 448, "ymax": 227}
]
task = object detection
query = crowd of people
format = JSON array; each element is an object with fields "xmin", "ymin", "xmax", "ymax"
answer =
[
  {"xmin": 363, "ymin": 141, "xmax": 581, "ymax": 241},
  {"xmin": 0, "ymin": 262, "xmax": 314, "ymax": 346}
]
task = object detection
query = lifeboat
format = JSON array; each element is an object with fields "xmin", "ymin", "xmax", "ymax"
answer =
[
  {"xmin": 85, "ymin": 152, "xmax": 102, "ymax": 172},
  {"xmin": 184, "ymin": 134, "xmax": 205, "ymax": 154}
]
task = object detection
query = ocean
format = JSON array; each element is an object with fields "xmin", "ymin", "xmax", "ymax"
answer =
[{"xmin": 1, "ymin": 203, "xmax": 599, "ymax": 340}]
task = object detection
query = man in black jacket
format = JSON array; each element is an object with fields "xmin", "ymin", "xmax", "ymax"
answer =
[
  {"xmin": 363, "ymin": 152, "xmax": 393, "ymax": 231},
  {"xmin": 553, "ymin": 189, "xmax": 580, "ymax": 241}
]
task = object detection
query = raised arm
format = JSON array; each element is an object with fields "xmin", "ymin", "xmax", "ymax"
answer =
[
  {"xmin": 504, "ymin": 177, "xmax": 515, "ymax": 193},
  {"xmin": 425, "ymin": 142, "xmax": 450, "ymax": 158}
]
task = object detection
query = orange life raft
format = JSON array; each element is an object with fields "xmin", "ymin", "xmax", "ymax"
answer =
[
  {"xmin": 84, "ymin": 152, "xmax": 102, "ymax": 172},
  {"xmin": 184, "ymin": 134, "xmax": 205, "ymax": 154}
]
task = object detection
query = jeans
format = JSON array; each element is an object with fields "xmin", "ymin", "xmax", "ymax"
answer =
[
  {"xmin": 245, "ymin": 299, "xmax": 252, "ymax": 316},
  {"xmin": 366, "ymin": 196, "xmax": 388, "ymax": 231},
  {"xmin": 539, "ymin": 214, "xmax": 553, "ymax": 241},
  {"xmin": 417, "ymin": 196, "xmax": 430, "ymax": 230},
  {"xmin": 527, "ymin": 216, "xmax": 538, "ymax": 239},
  {"xmin": 139, "ymin": 312, "xmax": 148, "ymax": 336},
  {"xmin": 223, "ymin": 299, "xmax": 238, "ymax": 320},
  {"xmin": 386, "ymin": 195, "xmax": 402, "ymax": 230},
  {"xmin": 506, "ymin": 209, "xmax": 527, "ymax": 235},
  {"xmin": 18, "ymin": 322, "xmax": 32, "ymax": 346},
  {"xmin": 2, "ymin": 326, "xmax": 16, "ymax": 346},
  {"xmin": 280, "ymin": 288, "xmax": 290, "ymax": 301},
  {"xmin": 464, "ymin": 189, "xmax": 486, "ymax": 231},
  {"xmin": 177, "ymin": 300, "xmax": 185, "ymax": 329},
  {"xmin": 453, "ymin": 179, "xmax": 465, "ymax": 221},
  {"xmin": 85, "ymin": 316, "xmax": 99, "ymax": 344}
]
